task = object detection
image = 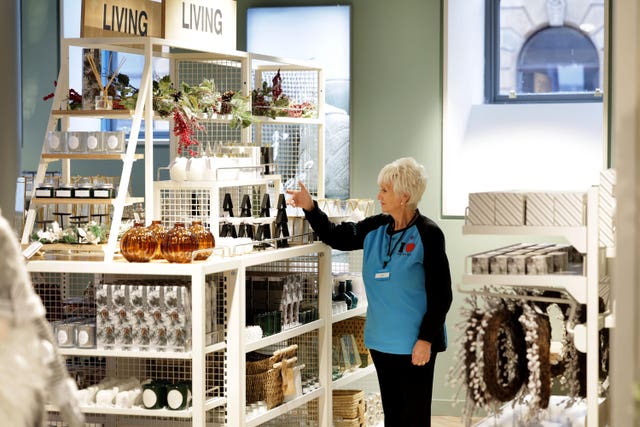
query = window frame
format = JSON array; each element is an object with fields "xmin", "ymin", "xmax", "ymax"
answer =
[{"xmin": 484, "ymin": 0, "xmax": 604, "ymax": 104}]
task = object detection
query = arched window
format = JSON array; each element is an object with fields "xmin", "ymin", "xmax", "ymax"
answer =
[
  {"xmin": 485, "ymin": 0, "xmax": 605, "ymax": 103},
  {"xmin": 517, "ymin": 26, "xmax": 600, "ymax": 95}
]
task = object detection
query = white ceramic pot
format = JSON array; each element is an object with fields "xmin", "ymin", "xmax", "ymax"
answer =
[
  {"xmin": 187, "ymin": 157, "xmax": 210, "ymax": 181},
  {"xmin": 202, "ymin": 156, "xmax": 216, "ymax": 181},
  {"xmin": 169, "ymin": 157, "xmax": 188, "ymax": 182}
]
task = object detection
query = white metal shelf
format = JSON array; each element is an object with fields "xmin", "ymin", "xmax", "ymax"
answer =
[
  {"xmin": 25, "ymin": 257, "xmax": 243, "ymax": 276},
  {"xmin": 332, "ymin": 365, "xmax": 376, "ymax": 389},
  {"xmin": 462, "ymin": 224, "xmax": 587, "ymax": 253},
  {"xmin": 253, "ymin": 116, "xmax": 323, "ymax": 125},
  {"xmin": 461, "ymin": 273, "xmax": 587, "ymax": 304},
  {"xmin": 332, "ymin": 304, "xmax": 367, "ymax": 323},
  {"xmin": 461, "ymin": 186, "xmax": 605, "ymax": 426},
  {"xmin": 30, "ymin": 196, "xmax": 143, "ymax": 206},
  {"xmin": 154, "ymin": 175, "xmax": 282, "ymax": 191},
  {"xmin": 245, "ymin": 319, "xmax": 324, "ymax": 353},
  {"xmin": 245, "ymin": 387, "xmax": 324, "ymax": 427},
  {"xmin": 42, "ymin": 153, "xmax": 144, "ymax": 161},
  {"xmin": 57, "ymin": 342, "xmax": 226, "ymax": 359},
  {"xmin": 47, "ymin": 403, "xmax": 195, "ymax": 418}
]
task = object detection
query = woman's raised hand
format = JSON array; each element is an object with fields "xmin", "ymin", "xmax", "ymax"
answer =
[{"xmin": 285, "ymin": 181, "xmax": 314, "ymax": 211}]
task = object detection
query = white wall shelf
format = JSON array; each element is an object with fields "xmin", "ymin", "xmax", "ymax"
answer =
[
  {"xmin": 245, "ymin": 387, "xmax": 324, "ymax": 427},
  {"xmin": 332, "ymin": 365, "xmax": 376, "ymax": 389},
  {"xmin": 462, "ymin": 224, "xmax": 588, "ymax": 253},
  {"xmin": 461, "ymin": 186, "xmax": 610, "ymax": 425},
  {"xmin": 332, "ymin": 304, "xmax": 367, "ymax": 324},
  {"xmin": 460, "ymin": 273, "xmax": 588, "ymax": 304}
]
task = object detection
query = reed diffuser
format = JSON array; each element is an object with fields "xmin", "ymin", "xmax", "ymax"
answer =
[{"xmin": 87, "ymin": 53, "xmax": 125, "ymax": 110}]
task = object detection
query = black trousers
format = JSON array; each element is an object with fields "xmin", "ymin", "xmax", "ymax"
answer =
[{"xmin": 370, "ymin": 349, "xmax": 437, "ymax": 427}]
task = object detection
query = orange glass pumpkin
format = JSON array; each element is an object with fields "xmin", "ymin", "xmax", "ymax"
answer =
[
  {"xmin": 146, "ymin": 220, "xmax": 167, "ymax": 260},
  {"xmin": 161, "ymin": 222, "xmax": 197, "ymax": 263},
  {"xmin": 120, "ymin": 222, "xmax": 157, "ymax": 262},
  {"xmin": 189, "ymin": 220, "xmax": 215, "ymax": 260}
]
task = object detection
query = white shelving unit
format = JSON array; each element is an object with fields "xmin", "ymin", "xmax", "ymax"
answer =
[
  {"xmin": 22, "ymin": 36, "xmax": 325, "ymax": 262},
  {"xmin": 27, "ymin": 242, "xmax": 347, "ymax": 427},
  {"xmin": 154, "ymin": 176, "xmax": 282, "ymax": 240},
  {"xmin": 460, "ymin": 186, "xmax": 611, "ymax": 426}
]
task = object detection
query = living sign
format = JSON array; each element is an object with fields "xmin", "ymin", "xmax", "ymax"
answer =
[
  {"xmin": 181, "ymin": 2, "xmax": 223, "ymax": 34},
  {"xmin": 164, "ymin": 0, "xmax": 237, "ymax": 51},
  {"xmin": 82, "ymin": 0, "xmax": 163, "ymax": 38}
]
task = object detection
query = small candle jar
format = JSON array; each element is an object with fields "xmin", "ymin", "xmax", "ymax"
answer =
[
  {"xmin": 142, "ymin": 380, "xmax": 167, "ymax": 409},
  {"xmin": 55, "ymin": 184, "xmax": 75, "ymax": 198},
  {"xmin": 66, "ymin": 132, "xmax": 85, "ymax": 152},
  {"xmin": 46, "ymin": 131, "xmax": 64, "ymax": 153},
  {"xmin": 54, "ymin": 321, "xmax": 76, "ymax": 348},
  {"xmin": 35, "ymin": 183, "xmax": 55, "ymax": 198},
  {"xmin": 74, "ymin": 178, "xmax": 93, "ymax": 198},
  {"xmin": 104, "ymin": 131, "xmax": 125, "ymax": 153},
  {"xmin": 86, "ymin": 132, "xmax": 103, "ymax": 152},
  {"xmin": 166, "ymin": 381, "xmax": 191, "ymax": 410},
  {"xmin": 76, "ymin": 321, "xmax": 96, "ymax": 348},
  {"xmin": 95, "ymin": 94, "xmax": 113, "ymax": 110},
  {"xmin": 93, "ymin": 183, "xmax": 115, "ymax": 198}
]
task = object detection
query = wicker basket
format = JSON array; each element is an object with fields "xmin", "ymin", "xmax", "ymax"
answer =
[
  {"xmin": 245, "ymin": 344, "xmax": 299, "ymax": 409},
  {"xmin": 332, "ymin": 389, "xmax": 365, "ymax": 420},
  {"xmin": 334, "ymin": 419, "xmax": 365, "ymax": 427},
  {"xmin": 332, "ymin": 317, "xmax": 372, "ymax": 365},
  {"xmin": 246, "ymin": 344, "xmax": 298, "ymax": 375},
  {"xmin": 246, "ymin": 365, "xmax": 284, "ymax": 409}
]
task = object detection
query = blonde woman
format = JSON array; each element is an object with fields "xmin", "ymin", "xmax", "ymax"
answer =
[{"xmin": 287, "ymin": 157, "xmax": 452, "ymax": 426}]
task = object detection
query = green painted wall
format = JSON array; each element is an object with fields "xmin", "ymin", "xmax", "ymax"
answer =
[{"xmin": 21, "ymin": 0, "xmax": 59, "ymax": 175}]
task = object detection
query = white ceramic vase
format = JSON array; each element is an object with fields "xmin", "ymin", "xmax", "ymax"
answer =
[{"xmin": 169, "ymin": 157, "xmax": 188, "ymax": 182}]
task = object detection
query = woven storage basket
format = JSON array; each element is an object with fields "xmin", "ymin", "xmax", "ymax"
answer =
[
  {"xmin": 332, "ymin": 389, "xmax": 365, "ymax": 420},
  {"xmin": 334, "ymin": 418, "xmax": 365, "ymax": 427},
  {"xmin": 246, "ymin": 352, "xmax": 282, "ymax": 375},
  {"xmin": 246, "ymin": 365, "xmax": 284, "ymax": 409},
  {"xmin": 332, "ymin": 317, "xmax": 372, "ymax": 365},
  {"xmin": 246, "ymin": 344, "xmax": 298, "ymax": 375}
]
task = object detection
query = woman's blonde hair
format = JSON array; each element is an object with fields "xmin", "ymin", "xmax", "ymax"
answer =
[{"xmin": 377, "ymin": 157, "xmax": 427, "ymax": 210}]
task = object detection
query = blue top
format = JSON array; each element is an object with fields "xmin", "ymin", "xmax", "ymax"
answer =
[{"xmin": 304, "ymin": 206, "xmax": 452, "ymax": 354}]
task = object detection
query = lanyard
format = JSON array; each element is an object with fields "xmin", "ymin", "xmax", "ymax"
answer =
[
  {"xmin": 382, "ymin": 212, "xmax": 419, "ymax": 269},
  {"xmin": 382, "ymin": 228, "xmax": 409, "ymax": 269}
]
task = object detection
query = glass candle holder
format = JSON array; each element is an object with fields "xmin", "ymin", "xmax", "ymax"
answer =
[{"xmin": 95, "ymin": 94, "xmax": 113, "ymax": 110}]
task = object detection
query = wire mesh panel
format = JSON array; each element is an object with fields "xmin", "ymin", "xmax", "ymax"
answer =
[
  {"xmin": 30, "ymin": 271, "xmax": 97, "ymax": 322},
  {"xmin": 254, "ymin": 123, "xmax": 320, "ymax": 197},
  {"xmin": 30, "ymin": 270, "xmax": 229, "ymax": 427},
  {"xmin": 244, "ymin": 254, "xmax": 321, "ymax": 423},
  {"xmin": 175, "ymin": 58, "xmax": 246, "ymax": 147},
  {"xmin": 155, "ymin": 180, "xmax": 281, "ymax": 239},
  {"xmin": 254, "ymin": 68, "xmax": 320, "ymax": 118},
  {"xmin": 261, "ymin": 400, "xmax": 320, "ymax": 427}
]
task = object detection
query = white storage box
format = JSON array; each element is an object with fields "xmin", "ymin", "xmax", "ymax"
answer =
[
  {"xmin": 85, "ymin": 131, "xmax": 104, "ymax": 153},
  {"xmin": 525, "ymin": 192, "xmax": 554, "ymax": 226},
  {"xmin": 467, "ymin": 192, "xmax": 495, "ymax": 225},
  {"xmin": 45, "ymin": 131, "xmax": 65, "ymax": 153},
  {"xmin": 103, "ymin": 131, "xmax": 125, "ymax": 153},
  {"xmin": 494, "ymin": 192, "xmax": 526, "ymax": 226},
  {"xmin": 553, "ymin": 191, "xmax": 586, "ymax": 226},
  {"xmin": 66, "ymin": 131, "xmax": 85, "ymax": 153}
]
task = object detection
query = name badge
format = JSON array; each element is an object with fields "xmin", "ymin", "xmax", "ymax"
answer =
[{"xmin": 374, "ymin": 270, "xmax": 390, "ymax": 281}]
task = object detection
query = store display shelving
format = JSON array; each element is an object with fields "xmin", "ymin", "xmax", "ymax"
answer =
[
  {"xmin": 27, "ymin": 241, "xmax": 346, "ymax": 426},
  {"xmin": 22, "ymin": 36, "xmax": 325, "ymax": 263},
  {"xmin": 459, "ymin": 186, "xmax": 612, "ymax": 425}
]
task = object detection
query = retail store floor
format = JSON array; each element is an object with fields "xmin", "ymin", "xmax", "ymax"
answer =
[
  {"xmin": 373, "ymin": 417, "xmax": 476, "ymax": 426},
  {"xmin": 433, "ymin": 416, "xmax": 475, "ymax": 426}
]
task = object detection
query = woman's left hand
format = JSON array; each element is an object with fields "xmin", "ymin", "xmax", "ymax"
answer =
[{"xmin": 411, "ymin": 339, "xmax": 432, "ymax": 366}]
